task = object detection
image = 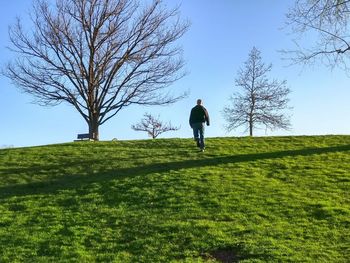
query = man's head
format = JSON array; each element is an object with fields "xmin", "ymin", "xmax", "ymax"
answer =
[{"xmin": 197, "ymin": 99, "xmax": 202, "ymax": 105}]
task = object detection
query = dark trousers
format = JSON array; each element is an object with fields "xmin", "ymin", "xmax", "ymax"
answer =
[{"xmin": 192, "ymin": 122, "xmax": 205, "ymax": 149}]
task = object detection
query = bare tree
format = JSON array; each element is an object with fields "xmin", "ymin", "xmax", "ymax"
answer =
[
  {"xmin": 3, "ymin": 0, "xmax": 189, "ymax": 140},
  {"xmin": 131, "ymin": 113, "xmax": 179, "ymax": 139},
  {"xmin": 223, "ymin": 47, "xmax": 291, "ymax": 136},
  {"xmin": 284, "ymin": 0, "xmax": 350, "ymax": 68}
]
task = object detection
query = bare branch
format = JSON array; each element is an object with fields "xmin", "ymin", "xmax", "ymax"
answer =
[{"xmin": 283, "ymin": 0, "xmax": 350, "ymax": 69}]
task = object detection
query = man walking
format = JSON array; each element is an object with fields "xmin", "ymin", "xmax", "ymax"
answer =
[{"xmin": 189, "ymin": 99, "xmax": 210, "ymax": 151}]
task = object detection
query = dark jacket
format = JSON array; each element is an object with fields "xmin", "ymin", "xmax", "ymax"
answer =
[{"xmin": 189, "ymin": 105, "xmax": 210, "ymax": 127}]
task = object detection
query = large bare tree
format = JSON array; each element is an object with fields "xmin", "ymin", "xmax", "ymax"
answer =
[
  {"xmin": 223, "ymin": 47, "xmax": 291, "ymax": 136},
  {"xmin": 284, "ymin": 0, "xmax": 350, "ymax": 68},
  {"xmin": 3, "ymin": 0, "xmax": 189, "ymax": 140}
]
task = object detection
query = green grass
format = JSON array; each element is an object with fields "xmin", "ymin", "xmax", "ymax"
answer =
[{"xmin": 0, "ymin": 135, "xmax": 349, "ymax": 262}]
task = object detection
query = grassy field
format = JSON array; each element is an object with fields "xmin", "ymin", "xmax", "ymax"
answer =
[{"xmin": 0, "ymin": 135, "xmax": 349, "ymax": 262}]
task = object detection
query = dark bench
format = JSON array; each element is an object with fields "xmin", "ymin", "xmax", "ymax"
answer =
[{"xmin": 77, "ymin": 133, "xmax": 90, "ymax": 140}]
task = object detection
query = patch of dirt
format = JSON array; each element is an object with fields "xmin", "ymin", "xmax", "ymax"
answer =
[{"xmin": 203, "ymin": 248, "xmax": 240, "ymax": 263}]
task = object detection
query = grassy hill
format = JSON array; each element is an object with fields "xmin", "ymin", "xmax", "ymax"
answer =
[{"xmin": 0, "ymin": 135, "xmax": 349, "ymax": 262}]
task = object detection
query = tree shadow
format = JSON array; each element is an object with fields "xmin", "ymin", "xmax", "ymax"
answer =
[{"xmin": 1, "ymin": 144, "xmax": 349, "ymax": 199}]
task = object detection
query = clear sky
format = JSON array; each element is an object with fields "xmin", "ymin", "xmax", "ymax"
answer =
[{"xmin": 1, "ymin": 0, "xmax": 350, "ymax": 148}]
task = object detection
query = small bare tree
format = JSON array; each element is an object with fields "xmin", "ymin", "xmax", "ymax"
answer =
[
  {"xmin": 284, "ymin": 0, "xmax": 350, "ymax": 68},
  {"xmin": 3, "ymin": 0, "xmax": 189, "ymax": 140},
  {"xmin": 223, "ymin": 47, "xmax": 291, "ymax": 136},
  {"xmin": 131, "ymin": 113, "xmax": 179, "ymax": 139}
]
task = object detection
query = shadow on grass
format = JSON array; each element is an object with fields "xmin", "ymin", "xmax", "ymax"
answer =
[
  {"xmin": 1, "ymin": 144, "xmax": 349, "ymax": 261},
  {"xmin": 1, "ymin": 144, "xmax": 349, "ymax": 199}
]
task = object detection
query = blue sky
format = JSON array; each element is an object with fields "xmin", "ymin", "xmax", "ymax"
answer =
[{"xmin": 1, "ymin": 0, "xmax": 350, "ymax": 147}]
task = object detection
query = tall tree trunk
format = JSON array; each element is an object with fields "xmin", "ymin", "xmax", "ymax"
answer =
[
  {"xmin": 249, "ymin": 115, "xmax": 253, "ymax": 136},
  {"xmin": 250, "ymin": 94, "xmax": 255, "ymax": 137},
  {"xmin": 88, "ymin": 113, "xmax": 99, "ymax": 141},
  {"xmin": 88, "ymin": 85, "xmax": 99, "ymax": 140}
]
